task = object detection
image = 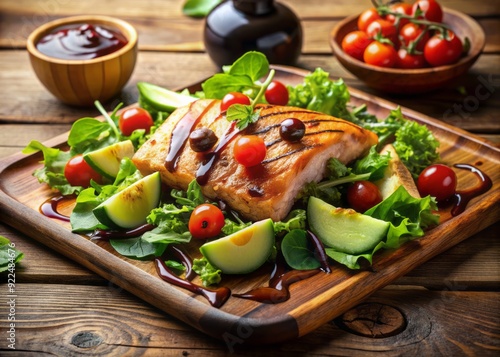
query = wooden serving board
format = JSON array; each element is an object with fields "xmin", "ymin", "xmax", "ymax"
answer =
[{"xmin": 0, "ymin": 66, "xmax": 499, "ymax": 345}]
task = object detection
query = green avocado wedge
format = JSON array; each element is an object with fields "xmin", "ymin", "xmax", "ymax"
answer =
[
  {"xmin": 137, "ymin": 82, "xmax": 197, "ymax": 113},
  {"xmin": 307, "ymin": 197, "xmax": 389, "ymax": 255},
  {"xmin": 83, "ymin": 140, "xmax": 135, "ymax": 180},
  {"xmin": 93, "ymin": 172, "xmax": 161, "ymax": 230},
  {"xmin": 200, "ymin": 219, "xmax": 275, "ymax": 274}
]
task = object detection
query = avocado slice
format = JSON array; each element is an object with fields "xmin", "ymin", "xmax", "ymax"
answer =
[
  {"xmin": 200, "ymin": 219, "xmax": 275, "ymax": 274},
  {"xmin": 83, "ymin": 140, "xmax": 135, "ymax": 180},
  {"xmin": 307, "ymin": 197, "xmax": 389, "ymax": 255},
  {"xmin": 93, "ymin": 172, "xmax": 161, "ymax": 230},
  {"xmin": 137, "ymin": 82, "xmax": 197, "ymax": 113}
]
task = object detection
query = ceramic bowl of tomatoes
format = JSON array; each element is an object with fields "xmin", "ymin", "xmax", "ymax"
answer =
[{"xmin": 330, "ymin": 1, "xmax": 485, "ymax": 94}]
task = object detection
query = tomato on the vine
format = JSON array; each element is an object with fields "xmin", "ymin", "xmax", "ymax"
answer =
[
  {"xmin": 188, "ymin": 204, "xmax": 225, "ymax": 239},
  {"xmin": 399, "ymin": 22, "xmax": 429, "ymax": 51},
  {"xmin": 119, "ymin": 107, "xmax": 154, "ymax": 136},
  {"xmin": 221, "ymin": 92, "xmax": 251, "ymax": 112},
  {"xmin": 366, "ymin": 19, "xmax": 398, "ymax": 45},
  {"xmin": 397, "ymin": 48, "xmax": 426, "ymax": 69},
  {"xmin": 233, "ymin": 135, "xmax": 266, "ymax": 167},
  {"xmin": 412, "ymin": 0, "xmax": 443, "ymax": 23},
  {"xmin": 346, "ymin": 181, "xmax": 383, "ymax": 213},
  {"xmin": 265, "ymin": 80, "xmax": 289, "ymax": 106},
  {"xmin": 64, "ymin": 154, "xmax": 102, "ymax": 187},
  {"xmin": 417, "ymin": 164, "xmax": 457, "ymax": 202},
  {"xmin": 341, "ymin": 30, "xmax": 373, "ymax": 61},
  {"xmin": 357, "ymin": 7, "xmax": 382, "ymax": 31},
  {"xmin": 386, "ymin": 2, "xmax": 412, "ymax": 30},
  {"xmin": 363, "ymin": 41, "xmax": 397, "ymax": 68},
  {"xmin": 424, "ymin": 30, "xmax": 463, "ymax": 67}
]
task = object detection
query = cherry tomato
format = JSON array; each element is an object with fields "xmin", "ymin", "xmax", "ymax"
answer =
[
  {"xmin": 265, "ymin": 80, "xmax": 289, "ymax": 106},
  {"xmin": 188, "ymin": 204, "xmax": 225, "ymax": 239},
  {"xmin": 417, "ymin": 164, "xmax": 457, "ymax": 202},
  {"xmin": 412, "ymin": 0, "xmax": 443, "ymax": 23},
  {"xmin": 386, "ymin": 2, "xmax": 412, "ymax": 29},
  {"xmin": 221, "ymin": 92, "xmax": 251, "ymax": 112},
  {"xmin": 118, "ymin": 107, "xmax": 154, "ymax": 136},
  {"xmin": 399, "ymin": 23, "xmax": 430, "ymax": 51},
  {"xmin": 366, "ymin": 19, "xmax": 398, "ymax": 45},
  {"xmin": 64, "ymin": 154, "xmax": 102, "ymax": 187},
  {"xmin": 424, "ymin": 30, "xmax": 463, "ymax": 67},
  {"xmin": 357, "ymin": 8, "xmax": 382, "ymax": 32},
  {"xmin": 341, "ymin": 30, "xmax": 373, "ymax": 61},
  {"xmin": 363, "ymin": 41, "xmax": 398, "ymax": 68},
  {"xmin": 233, "ymin": 135, "xmax": 266, "ymax": 167},
  {"xmin": 397, "ymin": 48, "xmax": 426, "ymax": 69},
  {"xmin": 346, "ymin": 181, "xmax": 383, "ymax": 213}
]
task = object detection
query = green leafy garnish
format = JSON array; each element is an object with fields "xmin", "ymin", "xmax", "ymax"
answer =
[
  {"xmin": 193, "ymin": 257, "xmax": 222, "ymax": 286},
  {"xmin": 182, "ymin": 0, "xmax": 222, "ymax": 17},
  {"xmin": 281, "ymin": 230, "xmax": 321, "ymax": 270},
  {"xmin": 0, "ymin": 236, "xmax": 24, "ymax": 272}
]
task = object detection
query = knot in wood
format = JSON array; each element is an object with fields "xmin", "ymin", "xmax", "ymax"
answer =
[
  {"xmin": 335, "ymin": 302, "xmax": 407, "ymax": 338},
  {"xmin": 71, "ymin": 331, "xmax": 103, "ymax": 348}
]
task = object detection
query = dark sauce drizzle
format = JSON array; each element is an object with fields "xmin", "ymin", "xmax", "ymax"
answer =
[
  {"xmin": 165, "ymin": 100, "xmax": 218, "ymax": 172},
  {"xmin": 233, "ymin": 254, "xmax": 320, "ymax": 303},
  {"xmin": 90, "ymin": 223, "xmax": 155, "ymax": 241},
  {"xmin": 154, "ymin": 257, "xmax": 230, "ymax": 308},
  {"xmin": 450, "ymin": 163, "xmax": 493, "ymax": 216},
  {"xmin": 40, "ymin": 195, "xmax": 72, "ymax": 222},
  {"xmin": 196, "ymin": 121, "xmax": 240, "ymax": 185}
]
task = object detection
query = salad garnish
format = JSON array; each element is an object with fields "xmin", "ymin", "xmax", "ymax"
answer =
[{"xmin": 24, "ymin": 51, "xmax": 452, "ymax": 304}]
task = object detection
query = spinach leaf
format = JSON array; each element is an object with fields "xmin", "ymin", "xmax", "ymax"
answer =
[
  {"xmin": 281, "ymin": 230, "xmax": 320, "ymax": 270},
  {"xmin": 110, "ymin": 237, "xmax": 167, "ymax": 259}
]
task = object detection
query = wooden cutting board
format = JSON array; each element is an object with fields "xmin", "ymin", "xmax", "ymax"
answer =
[{"xmin": 0, "ymin": 66, "xmax": 499, "ymax": 345}]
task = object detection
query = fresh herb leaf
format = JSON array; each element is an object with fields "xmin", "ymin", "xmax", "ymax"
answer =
[
  {"xmin": 281, "ymin": 229, "xmax": 321, "ymax": 270},
  {"xmin": 193, "ymin": 257, "xmax": 222, "ymax": 286},
  {"xmin": 110, "ymin": 237, "xmax": 167, "ymax": 259},
  {"xmin": 0, "ymin": 236, "xmax": 24, "ymax": 272},
  {"xmin": 274, "ymin": 209, "xmax": 306, "ymax": 234},
  {"xmin": 226, "ymin": 104, "xmax": 261, "ymax": 130},
  {"xmin": 182, "ymin": 0, "xmax": 222, "ymax": 18},
  {"xmin": 22, "ymin": 140, "xmax": 76, "ymax": 195}
]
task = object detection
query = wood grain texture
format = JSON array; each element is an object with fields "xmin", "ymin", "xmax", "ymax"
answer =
[
  {"xmin": 1, "ymin": 67, "xmax": 498, "ymax": 344},
  {"xmin": 0, "ymin": 284, "xmax": 498, "ymax": 355}
]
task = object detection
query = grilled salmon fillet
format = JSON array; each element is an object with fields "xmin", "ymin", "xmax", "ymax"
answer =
[{"xmin": 132, "ymin": 99, "xmax": 378, "ymax": 221}]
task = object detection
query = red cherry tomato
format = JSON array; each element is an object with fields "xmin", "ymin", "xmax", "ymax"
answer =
[
  {"xmin": 386, "ymin": 2, "xmax": 412, "ymax": 29},
  {"xmin": 341, "ymin": 30, "xmax": 373, "ymax": 61},
  {"xmin": 357, "ymin": 8, "xmax": 382, "ymax": 32},
  {"xmin": 412, "ymin": 0, "xmax": 443, "ymax": 23},
  {"xmin": 221, "ymin": 92, "xmax": 251, "ymax": 112},
  {"xmin": 417, "ymin": 164, "xmax": 457, "ymax": 202},
  {"xmin": 424, "ymin": 30, "xmax": 463, "ymax": 67},
  {"xmin": 399, "ymin": 23, "xmax": 430, "ymax": 51},
  {"xmin": 233, "ymin": 135, "xmax": 266, "ymax": 167},
  {"xmin": 346, "ymin": 181, "xmax": 383, "ymax": 213},
  {"xmin": 265, "ymin": 80, "xmax": 289, "ymax": 106},
  {"xmin": 64, "ymin": 154, "xmax": 102, "ymax": 187},
  {"xmin": 188, "ymin": 204, "xmax": 225, "ymax": 239},
  {"xmin": 366, "ymin": 19, "xmax": 398, "ymax": 45},
  {"xmin": 119, "ymin": 107, "xmax": 154, "ymax": 136},
  {"xmin": 397, "ymin": 48, "xmax": 426, "ymax": 69},
  {"xmin": 363, "ymin": 41, "xmax": 398, "ymax": 68}
]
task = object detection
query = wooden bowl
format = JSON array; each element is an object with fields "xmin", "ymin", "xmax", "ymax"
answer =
[
  {"xmin": 330, "ymin": 8, "xmax": 485, "ymax": 94},
  {"xmin": 27, "ymin": 15, "xmax": 138, "ymax": 107}
]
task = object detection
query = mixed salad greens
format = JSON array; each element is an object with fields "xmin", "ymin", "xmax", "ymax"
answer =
[{"xmin": 24, "ymin": 51, "xmax": 440, "ymax": 286}]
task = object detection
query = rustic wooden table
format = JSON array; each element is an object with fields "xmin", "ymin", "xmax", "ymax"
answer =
[{"xmin": 1, "ymin": 0, "xmax": 499, "ymax": 355}]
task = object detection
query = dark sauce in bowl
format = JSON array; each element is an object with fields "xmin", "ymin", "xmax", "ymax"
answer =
[{"xmin": 36, "ymin": 23, "xmax": 128, "ymax": 60}]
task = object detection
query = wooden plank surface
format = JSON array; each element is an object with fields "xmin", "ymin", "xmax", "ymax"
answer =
[{"xmin": 0, "ymin": 0, "xmax": 499, "ymax": 354}]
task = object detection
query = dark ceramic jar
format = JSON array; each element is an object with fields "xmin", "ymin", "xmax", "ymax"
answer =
[{"xmin": 203, "ymin": 0, "xmax": 303, "ymax": 67}]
